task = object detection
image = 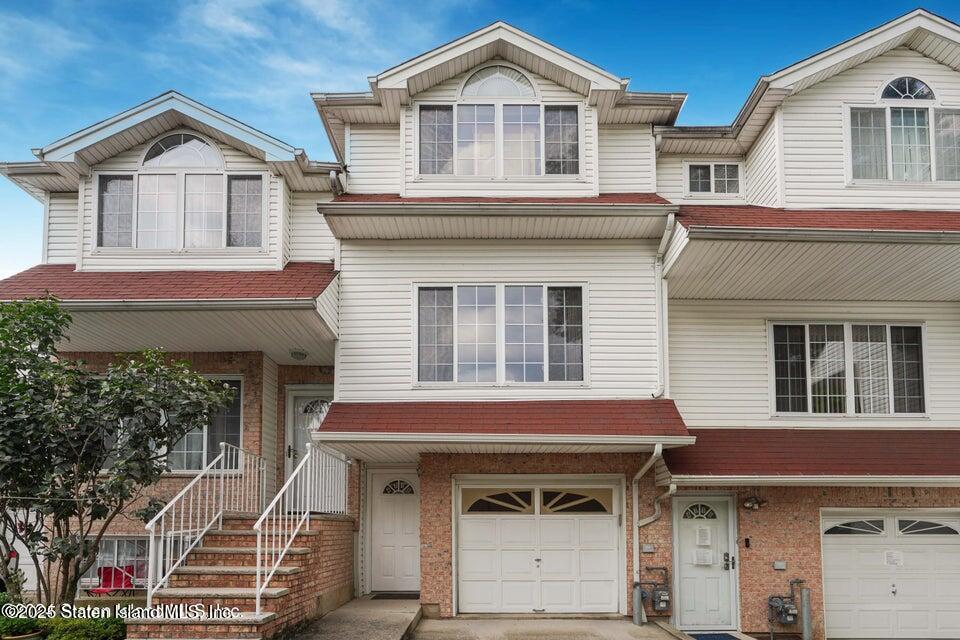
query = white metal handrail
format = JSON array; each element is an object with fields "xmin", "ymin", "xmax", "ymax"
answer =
[
  {"xmin": 253, "ymin": 443, "xmax": 347, "ymax": 613},
  {"xmin": 145, "ymin": 442, "xmax": 266, "ymax": 606}
]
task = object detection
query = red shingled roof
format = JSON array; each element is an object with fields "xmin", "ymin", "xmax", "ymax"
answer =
[
  {"xmin": 318, "ymin": 399, "xmax": 689, "ymax": 437},
  {"xmin": 664, "ymin": 429, "xmax": 960, "ymax": 477},
  {"xmin": 333, "ymin": 193, "xmax": 671, "ymax": 205},
  {"xmin": 0, "ymin": 262, "xmax": 337, "ymax": 301},
  {"xmin": 678, "ymin": 205, "xmax": 960, "ymax": 232}
]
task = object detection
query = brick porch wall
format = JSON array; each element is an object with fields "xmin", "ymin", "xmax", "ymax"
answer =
[
  {"xmin": 640, "ymin": 485, "xmax": 960, "ymax": 640},
  {"xmin": 418, "ymin": 452, "xmax": 649, "ymax": 618},
  {"xmin": 61, "ymin": 351, "xmax": 267, "ymax": 538}
]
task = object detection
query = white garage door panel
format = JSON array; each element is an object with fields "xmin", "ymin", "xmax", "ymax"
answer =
[
  {"xmin": 822, "ymin": 512, "xmax": 960, "ymax": 639},
  {"xmin": 457, "ymin": 484, "xmax": 621, "ymax": 614}
]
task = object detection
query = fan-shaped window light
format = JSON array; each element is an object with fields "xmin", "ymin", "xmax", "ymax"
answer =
[
  {"xmin": 882, "ymin": 77, "xmax": 935, "ymax": 100},
  {"xmin": 383, "ymin": 480, "xmax": 415, "ymax": 495},
  {"xmin": 143, "ymin": 133, "xmax": 223, "ymax": 167},
  {"xmin": 824, "ymin": 519, "xmax": 885, "ymax": 535},
  {"xmin": 461, "ymin": 65, "xmax": 536, "ymax": 98},
  {"xmin": 682, "ymin": 503, "xmax": 718, "ymax": 520}
]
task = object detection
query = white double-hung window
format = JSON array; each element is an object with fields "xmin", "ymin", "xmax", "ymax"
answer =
[
  {"xmin": 770, "ymin": 322, "xmax": 926, "ymax": 416},
  {"xmin": 417, "ymin": 65, "xmax": 581, "ymax": 179},
  {"xmin": 95, "ymin": 132, "xmax": 266, "ymax": 250},
  {"xmin": 416, "ymin": 284, "xmax": 586, "ymax": 385},
  {"xmin": 848, "ymin": 76, "xmax": 960, "ymax": 183}
]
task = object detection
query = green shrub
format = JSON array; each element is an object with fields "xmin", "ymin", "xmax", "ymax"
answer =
[
  {"xmin": 0, "ymin": 616, "xmax": 40, "ymax": 637},
  {"xmin": 39, "ymin": 617, "xmax": 125, "ymax": 640}
]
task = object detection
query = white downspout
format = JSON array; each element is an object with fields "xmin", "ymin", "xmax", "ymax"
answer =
[
  {"xmin": 632, "ymin": 443, "xmax": 663, "ymax": 586},
  {"xmin": 651, "ymin": 213, "xmax": 676, "ymax": 399}
]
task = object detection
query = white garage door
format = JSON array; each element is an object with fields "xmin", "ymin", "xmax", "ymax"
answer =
[
  {"xmin": 457, "ymin": 484, "xmax": 621, "ymax": 614},
  {"xmin": 822, "ymin": 512, "xmax": 960, "ymax": 639}
]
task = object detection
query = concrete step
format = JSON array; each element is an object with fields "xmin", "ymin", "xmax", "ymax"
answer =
[
  {"xmin": 154, "ymin": 587, "xmax": 288, "ymax": 599},
  {"xmin": 187, "ymin": 546, "xmax": 311, "ymax": 567},
  {"xmin": 169, "ymin": 566, "xmax": 303, "ymax": 589},
  {"xmin": 126, "ymin": 611, "xmax": 275, "ymax": 640}
]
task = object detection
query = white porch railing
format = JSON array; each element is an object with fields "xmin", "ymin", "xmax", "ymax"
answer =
[
  {"xmin": 254, "ymin": 443, "xmax": 348, "ymax": 613},
  {"xmin": 145, "ymin": 442, "xmax": 266, "ymax": 606}
]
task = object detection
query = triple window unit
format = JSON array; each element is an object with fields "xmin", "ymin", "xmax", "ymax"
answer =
[
  {"xmin": 96, "ymin": 133, "xmax": 266, "ymax": 251},
  {"xmin": 417, "ymin": 64, "xmax": 581, "ymax": 178},
  {"xmin": 771, "ymin": 322, "xmax": 925, "ymax": 416},
  {"xmin": 849, "ymin": 76, "xmax": 960, "ymax": 182},
  {"xmin": 417, "ymin": 284, "xmax": 585, "ymax": 385}
]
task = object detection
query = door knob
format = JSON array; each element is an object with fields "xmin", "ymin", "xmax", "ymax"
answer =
[{"xmin": 891, "ymin": 583, "xmax": 897, "ymax": 595}]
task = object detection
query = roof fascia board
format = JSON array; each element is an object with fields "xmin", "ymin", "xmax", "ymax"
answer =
[
  {"xmin": 40, "ymin": 92, "xmax": 298, "ymax": 163},
  {"xmin": 315, "ymin": 432, "xmax": 695, "ymax": 447},
  {"xmin": 668, "ymin": 474, "xmax": 960, "ymax": 487},
  {"xmin": 321, "ymin": 202, "xmax": 677, "ymax": 216},
  {"xmin": 685, "ymin": 225, "xmax": 960, "ymax": 245},
  {"xmin": 51, "ymin": 298, "xmax": 320, "ymax": 312},
  {"xmin": 375, "ymin": 22, "xmax": 622, "ymax": 92},
  {"xmin": 767, "ymin": 11, "xmax": 960, "ymax": 89}
]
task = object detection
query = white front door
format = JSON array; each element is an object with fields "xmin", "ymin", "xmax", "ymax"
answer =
[
  {"xmin": 370, "ymin": 471, "xmax": 421, "ymax": 592},
  {"xmin": 674, "ymin": 496, "xmax": 737, "ymax": 630},
  {"xmin": 457, "ymin": 484, "xmax": 620, "ymax": 613},
  {"xmin": 822, "ymin": 511, "xmax": 960, "ymax": 639},
  {"xmin": 284, "ymin": 387, "xmax": 331, "ymax": 479}
]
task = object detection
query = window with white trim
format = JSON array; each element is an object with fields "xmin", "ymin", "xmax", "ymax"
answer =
[
  {"xmin": 771, "ymin": 322, "xmax": 925, "ymax": 415},
  {"xmin": 169, "ymin": 379, "xmax": 242, "ymax": 470},
  {"xmin": 95, "ymin": 132, "xmax": 264, "ymax": 250},
  {"xmin": 847, "ymin": 77, "xmax": 960, "ymax": 183},
  {"xmin": 80, "ymin": 537, "xmax": 148, "ymax": 588},
  {"xmin": 416, "ymin": 284, "xmax": 585, "ymax": 384},
  {"xmin": 417, "ymin": 65, "xmax": 581, "ymax": 179},
  {"xmin": 685, "ymin": 162, "xmax": 741, "ymax": 195}
]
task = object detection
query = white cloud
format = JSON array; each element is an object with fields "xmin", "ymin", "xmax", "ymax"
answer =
[{"xmin": 0, "ymin": 12, "xmax": 90, "ymax": 82}]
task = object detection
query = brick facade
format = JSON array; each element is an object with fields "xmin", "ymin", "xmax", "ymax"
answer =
[
  {"xmin": 416, "ymin": 451, "xmax": 960, "ymax": 640},
  {"xmin": 638, "ymin": 484, "xmax": 960, "ymax": 640},
  {"xmin": 418, "ymin": 452, "xmax": 648, "ymax": 618}
]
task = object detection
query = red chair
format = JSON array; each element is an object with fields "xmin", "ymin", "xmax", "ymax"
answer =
[{"xmin": 85, "ymin": 565, "xmax": 135, "ymax": 596}]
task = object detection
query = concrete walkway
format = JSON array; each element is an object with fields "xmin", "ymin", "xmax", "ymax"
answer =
[
  {"xmin": 412, "ymin": 618, "xmax": 682, "ymax": 640},
  {"xmin": 294, "ymin": 598, "xmax": 422, "ymax": 640}
]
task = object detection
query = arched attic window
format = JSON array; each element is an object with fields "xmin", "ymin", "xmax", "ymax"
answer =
[
  {"xmin": 881, "ymin": 76, "xmax": 935, "ymax": 100},
  {"xmin": 461, "ymin": 65, "xmax": 536, "ymax": 98},
  {"xmin": 849, "ymin": 76, "xmax": 949, "ymax": 183},
  {"xmin": 96, "ymin": 131, "xmax": 263, "ymax": 250},
  {"xmin": 418, "ymin": 64, "xmax": 580, "ymax": 178},
  {"xmin": 143, "ymin": 133, "xmax": 223, "ymax": 167}
]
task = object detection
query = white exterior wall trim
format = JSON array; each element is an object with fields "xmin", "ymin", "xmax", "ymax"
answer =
[{"xmin": 316, "ymin": 432, "xmax": 695, "ymax": 447}]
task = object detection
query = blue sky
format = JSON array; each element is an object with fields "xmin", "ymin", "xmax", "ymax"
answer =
[{"xmin": 1, "ymin": 0, "xmax": 958, "ymax": 277}]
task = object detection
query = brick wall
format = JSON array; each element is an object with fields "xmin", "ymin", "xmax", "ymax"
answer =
[
  {"xmin": 418, "ymin": 452, "xmax": 648, "ymax": 618},
  {"xmin": 642, "ymin": 485, "xmax": 960, "ymax": 640}
]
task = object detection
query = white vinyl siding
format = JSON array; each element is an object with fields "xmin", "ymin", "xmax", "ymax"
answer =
[
  {"xmin": 45, "ymin": 193, "xmax": 79, "ymax": 263},
  {"xmin": 597, "ymin": 126, "xmax": 655, "ymax": 193},
  {"xmin": 401, "ymin": 65, "xmax": 596, "ymax": 197},
  {"xmin": 336, "ymin": 240, "xmax": 658, "ymax": 401},
  {"xmin": 781, "ymin": 47, "xmax": 960, "ymax": 208},
  {"xmin": 78, "ymin": 132, "xmax": 284, "ymax": 271},
  {"xmin": 656, "ymin": 156, "xmax": 746, "ymax": 203},
  {"xmin": 669, "ymin": 300, "xmax": 960, "ymax": 429},
  {"xmin": 345, "ymin": 125, "xmax": 401, "ymax": 193},
  {"xmin": 287, "ymin": 191, "xmax": 336, "ymax": 262},
  {"xmin": 744, "ymin": 114, "xmax": 781, "ymax": 206}
]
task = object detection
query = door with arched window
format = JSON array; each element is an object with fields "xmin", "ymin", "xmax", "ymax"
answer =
[
  {"xmin": 370, "ymin": 471, "xmax": 420, "ymax": 592},
  {"xmin": 673, "ymin": 496, "xmax": 738, "ymax": 631}
]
